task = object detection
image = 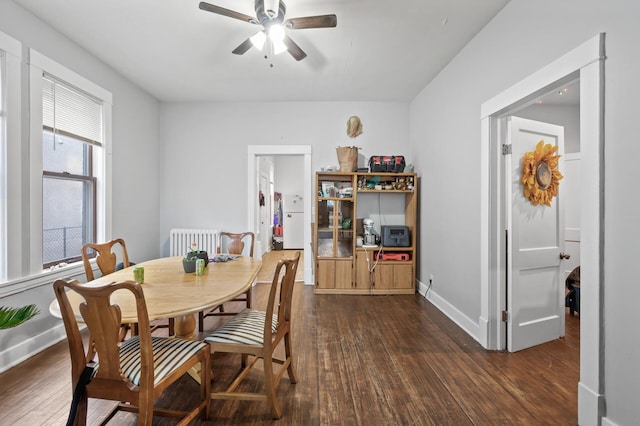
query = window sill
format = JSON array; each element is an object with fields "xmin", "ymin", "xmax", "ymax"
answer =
[{"xmin": 0, "ymin": 261, "xmax": 86, "ymax": 298}]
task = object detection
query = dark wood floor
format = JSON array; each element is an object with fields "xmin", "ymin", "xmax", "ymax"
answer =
[{"xmin": 0, "ymin": 282, "xmax": 579, "ymax": 425}]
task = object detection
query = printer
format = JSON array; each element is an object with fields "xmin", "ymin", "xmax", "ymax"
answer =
[{"xmin": 381, "ymin": 225, "xmax": 410, "ymax": 247}]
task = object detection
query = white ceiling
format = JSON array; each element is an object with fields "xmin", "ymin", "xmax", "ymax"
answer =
[{"xmin": 14, "ymin": 0, "xmax": 510, "ymax": 103}]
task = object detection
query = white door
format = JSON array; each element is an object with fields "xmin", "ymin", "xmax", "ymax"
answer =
[{"xmin": 506, "ymin": 116, "xmax": 566, "ymax": 352}]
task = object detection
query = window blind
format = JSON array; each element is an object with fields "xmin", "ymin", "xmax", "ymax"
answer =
[{"xmin": 42, "ymin": 74, "xmax": 103, "ymax": 147}]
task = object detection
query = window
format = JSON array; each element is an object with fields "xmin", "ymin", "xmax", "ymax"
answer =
[
  {"xmin": 29, "ymin": 49, "xmax": 112, "ymax": 274},
  {"xmin": 41, "ymin": 76, "xmax": 102, "ymax": 268}
]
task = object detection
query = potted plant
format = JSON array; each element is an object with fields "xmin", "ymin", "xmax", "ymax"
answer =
[
  {"xmin": 183, "ymin": 242, "xmax": 208, "ymax": 273},
  {"xmin": 0, "ymin": 304, "xmax": 39, "ymax": 329}
]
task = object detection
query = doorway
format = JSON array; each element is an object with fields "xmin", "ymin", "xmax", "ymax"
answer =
[
  {"xmin": 506, "ymin": 79, "xmax": 582, "ymax": 351},
  {"xmin": 479, "ymin": 33, "xmax": 605, "ymax": 422},
  {"xmin": 247, "ymin": 145, "xmax": 313, "ymax": 285}
]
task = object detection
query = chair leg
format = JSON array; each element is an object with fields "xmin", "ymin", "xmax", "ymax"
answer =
[
  {"xmin": 246, "ymin": 288, "xmax": 252, "ymax": 309},
  {"xmin": 70, "ymin": 395, "xmax": 88, "ymax": 426},
  {"xmin": 168, "ymin": 318, "xmax": 175, "ymax": 336},
  {"xmin": 200, "ymin": 352, "xmax": 211, "ymax": 420},
  {"xmin": 263, "ymin": 354, "xmax": 282, "ymax": 420},
  {"xmin": 284, "ymin": 332, "xmax": 298, "ymax": 384},
  {"xmin": 138, "ymin": 391, "xmax": 154, "ymax": 426}
]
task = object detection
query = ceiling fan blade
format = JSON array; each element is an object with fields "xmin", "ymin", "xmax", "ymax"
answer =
[
  {"xmin": 282, "ymin": 35, "xmax": 307, "ymax": 61},
  {"xmin": 284, "ymin": 14, "xmax": 337, "ymax": 30},
  {"xmin": 232, "ymin": 38, "xmax": 253, "ymax": 55},
  {"xmin": 199, "ymin": 2, "xmax": 257, "ymax": 24}
]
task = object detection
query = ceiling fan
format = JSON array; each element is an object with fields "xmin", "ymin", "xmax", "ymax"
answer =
[{"xmin": 199, "ymin": 0, "xmax": 337, "ymax": 61}]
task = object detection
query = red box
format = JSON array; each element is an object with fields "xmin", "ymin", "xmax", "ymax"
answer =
[{"xmin": 375, "ymin": 252, "xmax": 410, "ymax": 261}]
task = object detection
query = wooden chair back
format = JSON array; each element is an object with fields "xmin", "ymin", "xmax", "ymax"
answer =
[
  {"xmin": 265, "ymin": 251, "xmax": 300, "ymax": 341},
  {"xmin": 54, "ymin": 279, "xmax": 152, "ymax": 392},
  {"xmin": 81, "ymin": 238, "xmax": 130, "ymax": 281},
  {"xmin": 218, "ymin": 232, "xmax": 255, "ymax": 257},
  {"xmin": 199, "ymin": 232, "xmax": 256, "ymax": 330}
]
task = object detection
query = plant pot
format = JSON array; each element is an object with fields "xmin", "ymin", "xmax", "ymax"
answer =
[
  {"xmin": 182, "ymin": 258, "xmax": 197, "ymax": 273},
  {"xmin": 186, "ymin": 251, "xmax": 209, "ymax": 266}
]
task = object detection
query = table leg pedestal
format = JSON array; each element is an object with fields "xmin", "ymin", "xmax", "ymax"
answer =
[
  {"xmin": 173, "ymin": 314, "xmax": 201, "ymax": 382},
  {"xmin": 174, "ymin": 314, "xmax": 196, "ymax": 340}
]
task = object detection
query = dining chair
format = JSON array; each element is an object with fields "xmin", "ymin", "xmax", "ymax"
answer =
[
  {"xmin": 204, "ymin": 251, "xmax": 300, "ymax": 419},
  {"xmin": 53, "ymin": 278, "xmax": 210, "ymax": 426},
  {"xmin": 81, "ymin": 239, "xmax": 174, "ymax": 337},
  {"xmin": 197, "ymin": 231, "xmax": 255, "ymax": 331}
]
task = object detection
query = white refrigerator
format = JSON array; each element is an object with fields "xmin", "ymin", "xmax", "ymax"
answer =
[{"xmin": 282, "ymin": 194, "xmax": 304, "ymax": 249}]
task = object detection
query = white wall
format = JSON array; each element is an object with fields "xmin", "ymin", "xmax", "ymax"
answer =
[
  {"xmin": 158, "ymin": 102, "xmax": 410, "ymax": 256},
  {"xmin": 410, "ymin": 0, "xmax": 640, "ymax": 424},
  {"xmin": 0, "ymin": 1, "xmax": 161, "ymax": 372}
]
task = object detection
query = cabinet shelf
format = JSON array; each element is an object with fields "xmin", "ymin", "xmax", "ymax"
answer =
[
  {"xmin": 356, "ymin": 246, "xmax": 414, "ymax": 251},
  {"xmin": 357, "ymin": 189, "xmax": 415, "ymax": 193}
]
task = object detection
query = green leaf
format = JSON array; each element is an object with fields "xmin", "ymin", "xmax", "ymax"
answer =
[{"xmin": 0, "ymin": 305, "xmax": 40, "ymax": 330}]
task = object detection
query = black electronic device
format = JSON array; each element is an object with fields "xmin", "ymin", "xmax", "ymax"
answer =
[{"xmin": 381, "ymin": 225, "xmax": 410, "ymax": 247}]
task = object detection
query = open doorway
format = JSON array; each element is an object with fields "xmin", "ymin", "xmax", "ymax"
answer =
[
  {"xmin": 480, "ymin": 34, "xmax": 605, "ymax": 422},
  {"xmin": 247, "ymin": 145, "xmax": 313, "ymax": 285},
  {"xmin": 499, "ymin": 78, "xmax": 580, "ymax": 352}
]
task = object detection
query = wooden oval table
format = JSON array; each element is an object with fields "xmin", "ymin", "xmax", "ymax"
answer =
[{"xmin": 50, "ymin": 255, "xmax": 262, "ymax": 340}]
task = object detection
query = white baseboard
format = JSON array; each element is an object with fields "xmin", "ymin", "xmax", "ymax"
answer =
[
  {"xmin": 0, "ymin": 323, "xmax": 67, "ymax": 374},
  {"xmin": 417, "ymin": 279, "xmax": 480, "ymax": 343},
  {"xmin": 478, "ymin": 316, "xmax": 491, "ymax": 349},
  {"xmin": 578, "ymin": 381, "xmax": 606, "ymax": 426}
]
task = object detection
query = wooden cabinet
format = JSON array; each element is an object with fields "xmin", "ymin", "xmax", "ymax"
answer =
[
  {"xmin": 355, "ymin": 249, "xmax": 414, "ymax": 293},
  {"xmin": 373, "ymin": 262, "xmax": 413, "ymax": 290},
  {"xmin": 316, "ymin": 259, "xmax": 352, "ymax": 290},
  {"xmin": 314, "ymin": 171, "xmax": 418, "ymax": 295}
]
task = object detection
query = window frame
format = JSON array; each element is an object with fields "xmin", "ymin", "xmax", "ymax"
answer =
[
  {"xmin": 29, "ymin": 49, "xmax": 112, "ymax": 274},
  {"xmin": 40, "ymin": 78, "xmax": 102, "ymax": 268},
  {"xmin": 0, "ymin": 31, "xmax": 22, "ymax": 283}
]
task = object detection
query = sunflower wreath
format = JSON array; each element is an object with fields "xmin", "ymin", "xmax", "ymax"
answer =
[{"xmin": 521, "ymin": 140, "xmax": 563, "ymax": 207}]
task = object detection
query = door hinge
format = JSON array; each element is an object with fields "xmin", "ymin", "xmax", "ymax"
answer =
[
  {"xmin": 502, "ymin": 144, "xmax": 512, "ymax": 155},
  {"xmin": 501, "ymin": 310, "xmax": 509, "ymax": 322}
]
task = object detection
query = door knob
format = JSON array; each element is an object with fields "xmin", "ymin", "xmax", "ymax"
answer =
[{"xmin": 560, "ymin": 252, "xmax": 571, "ymax": 260}]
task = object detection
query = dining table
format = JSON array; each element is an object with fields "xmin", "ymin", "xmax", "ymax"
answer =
[{"xmin": 49, "ymin": 255, "xmax": 263, "ymax": 340}]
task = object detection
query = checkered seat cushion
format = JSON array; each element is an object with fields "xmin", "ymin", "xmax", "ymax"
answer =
[
  {"xmin": 119, "ymin": 336, "xmax": 208, "ymax": 386},
  {"xmin": 204, "ymin": 309, "xmax": 278, "ymax": 346}
]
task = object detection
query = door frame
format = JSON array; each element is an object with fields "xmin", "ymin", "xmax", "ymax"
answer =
[
  {"xmin": 480, "ymin": 34, "xmax": 605, "ymax": 422},
  {"xmin": 247, "ymin": 145, "xmax": 313, "ymax": 285},
  {"xmin": 259, "ymin": 172, "xmax": 271, "ymax": 256}
]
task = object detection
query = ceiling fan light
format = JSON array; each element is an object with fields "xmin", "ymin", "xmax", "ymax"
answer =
[
  {"xmin": 272, "ymin": 38, "xmax": 287, "ymax": 55},
  {"xmin": 250, "ymin": 31, "xmax": 267, "ymax": 50},
  {"xmin": 269, "ymin": 24, "xmax": 285, "ymax": 42}
]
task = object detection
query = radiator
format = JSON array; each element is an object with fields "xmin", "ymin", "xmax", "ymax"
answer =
[{"xmin": 169, "ymin": 228, "xmax": 218, "ymax": 257}]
